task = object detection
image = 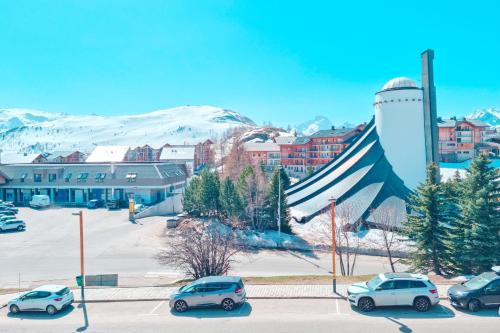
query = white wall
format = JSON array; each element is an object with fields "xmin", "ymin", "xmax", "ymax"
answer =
[
  {"xmin": 134, "ymin": 193, "xmax": 183, "ymax": 219},
  {"xmin": 375, "ymin": 88, "xmax": 426, "ymax": 189}
]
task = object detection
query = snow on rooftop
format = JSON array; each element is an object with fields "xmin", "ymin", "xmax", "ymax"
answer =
[
  {"xmin": 160, "ymin": 146, "xmax": 195, "ymax": 160},
  {"xmin": 0, "ymin": 152, "xmax": 42, "ymax": 164},
  {"xmin": 86, "ymin": 146, "xmax": 130, "ymax": 163},
  {"xmin": 243, "ymin": 142, "xmax": 280, "ymax": 152}
]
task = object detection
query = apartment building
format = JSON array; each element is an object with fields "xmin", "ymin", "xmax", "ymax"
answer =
[{"xmin": 438, "ymin": 117, "xmax": 495, "ymax": 162}]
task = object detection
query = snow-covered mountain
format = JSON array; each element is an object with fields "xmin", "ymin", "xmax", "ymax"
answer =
[
  {"xmin": 467, "ymin": 108, "xmax": 500, "ymax": 127},
  {"xmin": 0, "ymin": 106, "xmax": 256, "ymax": 153},
  {"xmin": 294, "ymin": 116, "xmax": 332, "ymax": 136}
]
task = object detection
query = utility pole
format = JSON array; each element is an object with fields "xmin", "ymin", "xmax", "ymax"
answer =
[
  {"xmin": 277, "ymin": 167, "xmax": 281, "ymax": 238},
  {"xmin": 329, "ymin": 197, "xmax": 337, "ymax": 293},
  {"xmin": 72, "ymin": 211, "xmax": 85, "ymax": 302}
]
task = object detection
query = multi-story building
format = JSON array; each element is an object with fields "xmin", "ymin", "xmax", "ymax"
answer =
[
  {"xmin": 48, "ymin": 151, "xmax": 87, "ymax": 163},
  {"xmin": 126, "ymin": 145, "xmax": 161, "ymax": 162},
  {"xmin": 280, "ymin": 125, "xmax": 365, "ymax": 178},
  {"xmin": 438, "ymin": 117, "xmax": 495, "ymax": 162},
  {"xmin": 243, "ymin": 142, "xmax": 281, "ymax": 172},
  {"xmin": 194, "ymin": 139, "xmax": 214, "ymax": 170}
]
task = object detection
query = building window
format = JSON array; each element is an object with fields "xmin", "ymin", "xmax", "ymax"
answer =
[
  {"xmin": 20, "ymin": 173, "xmax": 28, "ymax": 182},
  {"xmin": 126, "ymin": 173, "xmax": 137, "ymax": 182},
  {"xmin": 34, "ymin": 173, "xmax": 42, "ymax": 183},
  {"xmin": 77, "ymin": 173, "xmax": 88, "ymax": 182},
  {"xmin": 65, "ymin": 173, "xmax": 72, "ymax": 182},
  {"xmin": 95, "ymin": 173, "xmax": 106, "ymax": 182},
  {"xmin": 48, "ymin": 174, "xmax": 57, "ymax": 182}
]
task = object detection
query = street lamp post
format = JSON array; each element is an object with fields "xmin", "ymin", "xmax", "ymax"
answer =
[
  {"xmin": 277, "ymin": 166, "xmax": 281, "ymax": 238},
  {"xmin": 72, "ymin": 211, "xmax": 85, "ymax": 302},
  {"xmin": 329, "ymin": 197, "xmax": 337, "ymax": 293}
]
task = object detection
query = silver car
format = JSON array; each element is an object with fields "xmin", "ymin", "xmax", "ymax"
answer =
[
  {"xmin": 8, "ymin": 285, "xmax": 74, "ymax": 315},
  {"xmin": 170, "ymin": 276, "xmax": 246, "ymax": 312},
  {"xmin": 0, "ymin": 219, "xmax": 25, "ymax": 232},
  {"xmin": 347, "ymin": 273, "xmax": 440, "ymax": 312}
]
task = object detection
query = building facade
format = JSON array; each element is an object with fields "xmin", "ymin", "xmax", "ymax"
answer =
[
  {"xmin": 280, "ymin": 126, "xmax": 364, "ymax": 178},
  {"xmin": 243, "ymin": 142, "xmax": 281, "ymax": 172},
  {"xmin": 438, "ymin": 118, "xmax": 494, "ymax": 162},
  {"xmin": 194, "ymin": 139, "xmax": 214, "ymax": 170},
  {"xmin": 0, "ymin": 162, "xmax": 187, "ymax": 206}
]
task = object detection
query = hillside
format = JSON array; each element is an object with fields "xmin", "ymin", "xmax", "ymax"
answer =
[{"xmin": 0, "ymin": 106, "xmax": 256, "ymax": 153}]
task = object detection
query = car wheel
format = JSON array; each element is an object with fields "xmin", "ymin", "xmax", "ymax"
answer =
[
  {"xmin": 414, "ymin": 297, "xmax": 431, "ymax": 312},
  {"xmin": 9, "ymin": 305, "xmax": 20, "ymax": 314},
  {"xmin": 358, "ymin": 297, "xmax": 375, "ymax": 312},
  {"xmin": 221, "ymin": 298, "xmax": 235, "ymax": 311},
  {"xmin": 468, "ymin": 299, "xmax": 481, "ymax": 312},
  {"xmin": 17, "ymin": 226, "xmax": 23, "ymax": 231},
  {"xmin": 174, "ymin": 300, "xmax": 188, "ymax": 313},
  {"xmin": 46, "ymin": 305, "xmax": 57, "ymax": 315}
]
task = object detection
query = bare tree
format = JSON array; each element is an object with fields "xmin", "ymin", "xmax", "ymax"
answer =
[
  {"xmin": 321, "ymin": 201, "xmax": 361, "ymax": 276},
  {"xmin": 369, "ymin": 206, "xmax": 404, "ymax": 273},
  {"xmin": 156, "ymin": 222, "xmax": 242, "ymax": 279}
]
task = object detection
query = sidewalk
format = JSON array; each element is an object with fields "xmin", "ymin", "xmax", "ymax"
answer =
[{"xmin": 1, "ymin": 284, "xmax": 451, "ymax": 307}]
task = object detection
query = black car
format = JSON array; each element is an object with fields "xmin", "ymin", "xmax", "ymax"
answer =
[
  {"xmin": 0, "ymin": 210, "xmax": 16, "ymax": 216},
  {"xmin": 447, "ymin": 267, "xmax": 500, "ymax": 312}
]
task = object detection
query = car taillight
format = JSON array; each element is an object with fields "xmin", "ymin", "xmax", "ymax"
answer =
[
  {"xmin": 54, "ymin": 298, "xmax": 63, "ymax": 302},
  {"xmin": 235, "ymin": 288, "xmax": 242, "ymax": 294},
  {"xmin": 429, "ymin": 289, "xmax": 437, "ymax": 294}
]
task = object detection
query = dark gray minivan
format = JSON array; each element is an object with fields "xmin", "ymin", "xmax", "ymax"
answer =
[{"xmin": 169, "ymin": 276, "xmax": 246, "ymax": 312}]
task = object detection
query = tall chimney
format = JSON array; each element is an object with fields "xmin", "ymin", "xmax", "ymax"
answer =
[{"xmin": 421, "ymin": 49, "xmax": 439, "ymax": 169}]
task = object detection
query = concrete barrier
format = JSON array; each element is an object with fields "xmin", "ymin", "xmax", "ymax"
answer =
[{"xmin": 134, "ymin": 194, "xmax": 183, "ymax": 219}]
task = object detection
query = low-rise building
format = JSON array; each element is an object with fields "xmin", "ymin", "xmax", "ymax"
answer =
[
  {"xmin": 86, "ymin": 146, "xmax": 130, "ymax": 163},
  {"xmin": 438, "ymin": 117, "xmax": 495, "ymax": 162},
  {"xmin": 0, "ymin": 162, "xmax": 187, "ymax": 206},
  {"xmin": 159, "ymin": 146, "xmax": 195, "ymax": 176},
  {"xmin": 48, "ymin": 151, "xmax": 87, "ymax": 163},
  {"xmin": 194, "ymin": 139, "xmax": 214, "ymax": 170}
]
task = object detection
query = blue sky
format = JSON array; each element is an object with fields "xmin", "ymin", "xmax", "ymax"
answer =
[{"xmin": 1, "ymin": 0, "xmax": 499, "ymax": 127}]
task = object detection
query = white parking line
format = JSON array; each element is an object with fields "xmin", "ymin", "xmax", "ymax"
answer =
[
  {"xmin": 139, "ymin": 301, "xmax": 165, "ymax": 316},
  {"xmin": 335, "ymin": 299, "xmax": 340, "ymax": 314}
]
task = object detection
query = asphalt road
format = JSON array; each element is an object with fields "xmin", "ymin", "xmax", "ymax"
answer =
[
  {"xmin": 0, "ymin": 208, "xmax": 405, "ymax": 287},
  {"xmin": 0, "ymin": 299, "xmax": 497, "ymax": 333}
]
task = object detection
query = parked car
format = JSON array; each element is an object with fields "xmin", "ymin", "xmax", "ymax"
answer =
[
  {"xmin": 0, "ymin": 215, "xmax": 16, "ymax": 222},
  {"xmin": 0, "ymin": 202, "xmax": 15, "ymax": 208},
  {"xmin": 8, "ymin": 285, "xmax": 74, "ymax": 315},
  {"xmin": 106, "ymin": 199, "xmax": 120, "ymax": 210},
  {"xmin": 29, "ymin": 195, "xmax": 50, "ymax": 208},
  {"xmin": 87, "ymin": 199, "xmax": 103, "ymax": 209},
  {"xmin": 0, "ymin": 210, "xmax": 15, "ymax": 216},
  {"xmin": 347, "ymin": 273, "xmax": 439, "ymax": 312},
  {"xmin": 0, "ymin": 206, "xmax": 18, "ymax": 214},
  {"xmin": 0, "ymin": 219, "xmax": 25, "ymax": 232},
  {"xmin": 170, "ymin": 276, "xmax": 247, "ymax": 312},
  {"xmin": 447, "ymin": 266, "xmax": 500, "ymax": 312}
]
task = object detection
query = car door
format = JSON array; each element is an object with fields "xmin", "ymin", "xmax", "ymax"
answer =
[
  {"xmin": 182, "ymin": 285, "xmax": 205, "ymax": 307},
  {"xmin": 31, "ymin": 291, "xmax": 51, "ymax": 310},
  {"xmin": 203, "ymin": 283, "xmax": 223, "ymax": 305},
  {"xmin": 17, "ymin": 291, "xmax": 39, "ymax": 310},
  {"xmin": 394, "ymin": 280, "xmax": 413, "ymax": 306},
  {"xmin": 374, "ymin": 280, "xmax": 397, "ymax": 306},
  {"xmin": 481, "ymin": 279, "xmax": 500, "ymax": 306}
]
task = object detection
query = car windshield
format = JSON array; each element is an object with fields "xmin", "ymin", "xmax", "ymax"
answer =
[
  {"xmin": 56, "ymin": 287, "xmax": 70, "ymax": 296},
  {"xmin": 464, "ymin": 274, "xmax": 493, "ymax": 289},
  {"xmin": 366, "ymin": 276, "xmax": 383, "ymax": 290}
]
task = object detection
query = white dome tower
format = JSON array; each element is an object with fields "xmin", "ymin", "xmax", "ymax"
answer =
[{"xmin": 374, "ymin": 77, "xmax": 426, "ymax": 189}]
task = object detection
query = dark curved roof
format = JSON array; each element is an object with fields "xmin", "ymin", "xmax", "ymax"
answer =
[{"xmin": 285, "ymin": 118, "xmax": 411, "ymax": 225}]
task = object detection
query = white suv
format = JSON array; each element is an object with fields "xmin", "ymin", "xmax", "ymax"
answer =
[
  {"xmin": 0, "ymin": 219, "xmax": 25, "ymax": 232},
  {"xmin": 8, "ymin": 285, "xmax": 74, "ymax": 315},
  {"xmin": 347, "ymin": 273, "xmax": 440, "ymax": 312}
]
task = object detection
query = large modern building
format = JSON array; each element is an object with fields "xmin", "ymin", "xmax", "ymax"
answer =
[
  {"xmin": 0, "ymin": 162, "xmax": 187, "ymax": 206},
  {"xmin": 286, "ymin": 50, "xmax": 439, "ymax": 229}
]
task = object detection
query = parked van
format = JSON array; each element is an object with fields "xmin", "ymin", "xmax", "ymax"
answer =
[{"xmin": 29, "ymin": 195, "xmax": 50, "ymax": 208}]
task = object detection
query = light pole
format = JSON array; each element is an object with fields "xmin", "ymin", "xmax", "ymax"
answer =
[
  {"xmin": 329, "ymin": 197, "xmax": 337, "ymax": 293},
  {"xmin": 277, "ymin": 166, "xmax": 281, "ymax": 238},
  {"xmin": 72, "ymin": 211, "xmax": 85, "ymax": 302}
]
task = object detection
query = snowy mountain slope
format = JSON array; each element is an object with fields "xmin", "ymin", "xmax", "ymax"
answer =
[
  {"xmin": 294, "ymin": 116, "xmax": 332, "ymax": 136},
  {"xmin": 467, "ymin": 108, "xmax": 500, "ymax": 127},
  {"xmin": 0, "ymin": 106, "xmax": 256, "ymax": 153}
]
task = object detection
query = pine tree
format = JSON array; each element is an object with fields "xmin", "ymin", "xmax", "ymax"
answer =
[
  {"xmin": 265, "ymin": 168, "xmax": 292, "ymax": 234},
  {"xmin": 220, "ymin": 177, "xmax": 244, "ymax": 218},
  {"xmin": 278, "ymin": 167, "xmax": 291, "ymax": 190},
  {"xmin": 404, "ymin": 163, "xmax": 452, "ymax": 275},
  {"xmin": 199, "ymin": 169, "xmax": 221, "ymax": 216},
  {"xmin": 454, "ymin": 154, "xmax": 499, "ymax": 274},
  {"xmin": 182, "ymin": 177, "xmax": 203, "ymax": 216}
]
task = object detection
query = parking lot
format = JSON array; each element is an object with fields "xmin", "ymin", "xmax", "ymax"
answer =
[
  {"xmin": 1, "ymin": 207, "xmax": 406, "ymax": 288},
  {"xmin": 0, "ymin": 299, "xmax": 498, "ymax": 333}
]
